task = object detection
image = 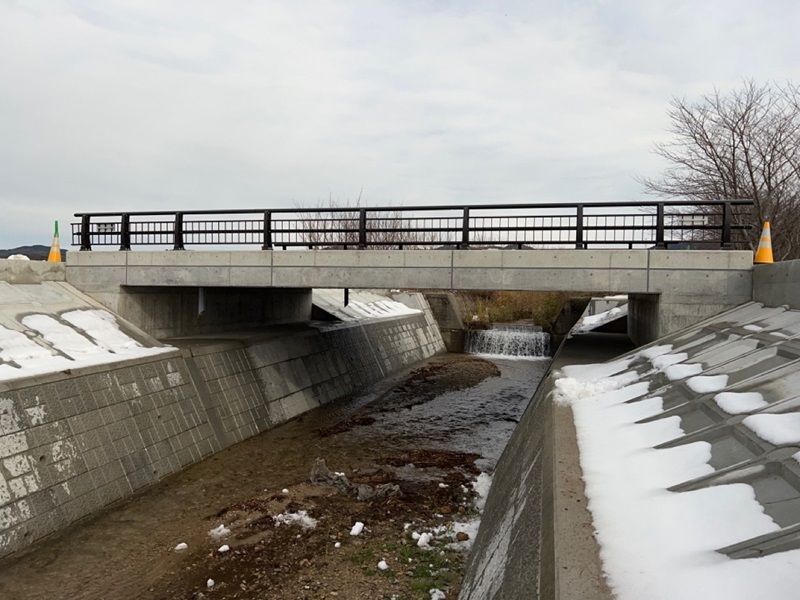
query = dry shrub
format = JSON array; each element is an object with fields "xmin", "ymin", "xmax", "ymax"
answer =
[{"xmin": 460, "ymin": 291, "xmax": 573, "ymax": 329}]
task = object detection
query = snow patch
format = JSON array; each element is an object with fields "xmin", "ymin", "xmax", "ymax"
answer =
[
  {"xmin": 714, "ymin": 392, "xmax": 768, "ymax": 415},
  {"xmin": 350, "ymin": 521, "xmax": 364, "ymax": 536},
  {"xmin": 664, "ymin": 363, "xmax": 703, "ymax": 381},
  {"xmin": 273, "ymin": 510, "xmax": 317, "ymax": 529},
  {"xmin": 573, "ymin": 305, "xmax": 628, "ymax": 333},
  {"xmin": 686, "ymin": 374, "xmax": 729, "ymax": 394},
  {"xmin": 743, "ymin": 414, "xmax": 800, "ymax": 445},
  {"xmin": 208, "ymin": 524, "xmax": 231, "ymax": 540}
]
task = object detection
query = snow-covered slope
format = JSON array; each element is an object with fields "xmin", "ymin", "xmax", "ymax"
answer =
[{"xmin": 556, "ymin": 302, "xmax": 800, "ymax": 600}]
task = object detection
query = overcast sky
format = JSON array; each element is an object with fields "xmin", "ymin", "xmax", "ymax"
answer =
[{"xmin": 1, "ymin": 0, "xmax": 799, "ymax": 249}]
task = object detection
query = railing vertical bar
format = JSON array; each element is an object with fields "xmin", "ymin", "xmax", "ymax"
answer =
[
  {"xmin": 358, "ymin": 209, "xmax": 367, "ymax": 249},
  {"xmin": 655, "ymin": 203, "xmax": 666, "ymax": 249},
  {"xmin": 173, "ymin": 213, "xmax": 185, "ymax": 250},
  {"xmin": 461, "ymin": 207, "xmax": 470, "ymax": 249},
  {"xmin": 262, "ymin": 211, "xmax": 273, "ymax": 250},
  {"xmin": 721, "ymin": 202, "xmax": 732, "ymax": 249},
  {"xmin": 119, "ymin": 214, "xmax": 131, "ymax": 251},
  {"xmin": 80, "ymin": 215, "xmax": 92, "ymax": 251}
]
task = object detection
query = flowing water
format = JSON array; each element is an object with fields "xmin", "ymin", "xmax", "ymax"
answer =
[{"xmin": 466, "ymin": 323, "xmax": 550, "ymax": 358}]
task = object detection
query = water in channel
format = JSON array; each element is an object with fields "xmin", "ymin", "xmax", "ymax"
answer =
[
  {"xmin": 466, "ymin": 323, "xmax": 550, "ymax": 358},
  {"xmin": 0, "ymin": 338, "xmax": 550, "ymax": 600}
]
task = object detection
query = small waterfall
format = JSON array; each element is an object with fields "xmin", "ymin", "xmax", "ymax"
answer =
[{"xmin": 466, "ymin": 323, "xmax": 550, "ymax": 358}]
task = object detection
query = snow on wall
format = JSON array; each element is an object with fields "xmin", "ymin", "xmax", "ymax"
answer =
[
  {"xmin": 462, "ymin": 301, "xmax": 800, "ymax": 600},
  {"xmin": 0, "ymin": 309, "xmax": 173, "ymax": 383},
  {"xmin": 555, "ymin": 302, "xmax": 800, "ymax": 600},
  {"xmin": 0, "ymin": 294, "xmax": 444, "ymax": 558}
]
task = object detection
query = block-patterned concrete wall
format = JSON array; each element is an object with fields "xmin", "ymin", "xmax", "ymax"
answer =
[
  {"xmin": 0, "ymin": 298, "xmax": 444, "ymax": 558},
  {"xmin": 0, "ymin": 354, "xmax": 211, "ymax": 557},
  {"xmin": 183, "ymin": 343, "xmax": 272, "ymax": 446}
]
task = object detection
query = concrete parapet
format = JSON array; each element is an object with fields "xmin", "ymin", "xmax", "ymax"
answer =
[
  {"xmin": 0, "ymin": 293, "xmax": 444, "ymax": 558},
  {"xmin": 0, "ymin": 259, "xmax": 65, "ymax": 284},
  {"xmin": 753, "ymin": 259, "xmax": 800, "ymax": 309}
]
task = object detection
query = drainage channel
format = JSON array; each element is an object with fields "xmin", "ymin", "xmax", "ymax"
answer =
[{"xmin": 0, "ymin": 352, "xmax": 549, "ymax": 600}]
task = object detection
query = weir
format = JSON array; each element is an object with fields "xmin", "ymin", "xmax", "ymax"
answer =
[{"xmin": 466, "ymin": 324, "xmax": 550, "ymax": 358}]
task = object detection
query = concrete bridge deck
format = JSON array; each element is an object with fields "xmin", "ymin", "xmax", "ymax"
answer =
[
  {"xmin": 66, "ymin": 249, "xmax": 752, "ymax": 293},
  {"xmin": 66, "ymin": 249, "xmax": 754, "ymax": 344}
]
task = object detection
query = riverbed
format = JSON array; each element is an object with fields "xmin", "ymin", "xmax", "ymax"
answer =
[{"xmin": 0, "ymin": 353, "xmax": 549, "ymax": 600}]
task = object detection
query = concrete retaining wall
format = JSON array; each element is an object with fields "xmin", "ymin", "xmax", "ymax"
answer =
[
  {"xmin": 459, "ymin": 332, "xmax": 633, "ymax": 600},
  {"xmin": 424, "ymin": 293, "xmax": 467, "ymax": 352},
  {"xmin": 0, "ymin": 300, "xmax": 444, "ymax": 558},
  {"xmin": 0, "ymin": 259, "xmax": 65, "ymax": 284},
  {"xmin": 753, "ymin": 259, "xmax": 800, "ymax": 310}
]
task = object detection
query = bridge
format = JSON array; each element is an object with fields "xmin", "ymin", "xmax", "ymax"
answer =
[{"xmin": 67, "ymin": 201, "xmax": 755, "ymax": 343}]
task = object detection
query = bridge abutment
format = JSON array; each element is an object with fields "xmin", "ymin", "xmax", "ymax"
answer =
[{"xmin": 83, "ymin": 285, "xmax": 312, "ymax": 339}]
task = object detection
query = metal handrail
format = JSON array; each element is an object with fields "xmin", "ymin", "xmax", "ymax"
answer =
[{"xmin": 72, "ymin": 201, "xmax": 755, "ymax": 251}]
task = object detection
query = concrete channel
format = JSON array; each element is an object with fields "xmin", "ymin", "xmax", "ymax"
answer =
[{"xmin": 3, "ymin": 256, "xmax": 800, "ymax": 599}]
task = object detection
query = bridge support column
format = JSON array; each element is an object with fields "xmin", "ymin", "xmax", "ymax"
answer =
[{"xmin": 628, "ymin": 287, "xmax": 753, "ymax": 347}]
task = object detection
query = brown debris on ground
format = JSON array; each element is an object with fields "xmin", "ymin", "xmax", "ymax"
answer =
[
  {"xmin": 314, "ymin": 415, "xmax": 377, "ymax": 437},
  {"xmin": 377, "ymin": 449, "xmax": 482, "ymax": 474},
  {"xmin": 148, "ymin": 459, "xmax": 480, "ymax": 600}
]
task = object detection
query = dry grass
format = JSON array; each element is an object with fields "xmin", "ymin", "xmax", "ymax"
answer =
[{"xmin": 460, "ymin": 291, "xmax": 573, "ymax": 330}]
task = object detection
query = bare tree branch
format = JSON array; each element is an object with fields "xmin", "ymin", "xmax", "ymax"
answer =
[{"xmin": 641, "ymin": 80, "xmax": 800, "ymax": 259}]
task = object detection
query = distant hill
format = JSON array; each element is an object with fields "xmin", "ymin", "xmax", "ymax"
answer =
[{"xmin": 0, "ymin": 245, "xmax": 67, "ymax": 261}]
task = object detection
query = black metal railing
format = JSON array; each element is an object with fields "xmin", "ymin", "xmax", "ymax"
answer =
[{"xmin": 72, "ymin": 201, "xmax": 754, "ymax": 251}]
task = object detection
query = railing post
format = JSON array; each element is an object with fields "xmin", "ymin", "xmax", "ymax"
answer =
[
  {"xmin": 262, "ymin": 211, "xmax": 273, "ymax": 250},
  {"xmin": 173, "ymin": 213, "xmax": 185, "ymax": 250},
  {"xmin": 358, "ymin": 209, "xmax": 367, "ymax": 249},
  {"xmin": 655, "ymin": 203, "xmax": 666, "ymax": 249},
  {"xmin": 460, "ymin": 207, "xmax": 470, "ymax": 249},
  {"xmin": 575, "ymin": 205, "xmax": 584, "ymax": 249},
  {"xmin": 119, "ymin": 214, "xmax": 131, "ymax": 251},
  {"xmin": 721, "ymin": 202, "xmax": 732, "ymax": 249},
  {"xmin": 80, "ymin": 215, "xmax": 92, "ymax": 251}
]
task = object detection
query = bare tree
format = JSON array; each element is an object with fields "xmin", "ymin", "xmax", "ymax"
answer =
[
  {"xmin": 294, "ymin": 192, "xmax": 449, "ymax": 249},
  {"xmin": 641, "ymin": 80, "xmax": 800, "ymax": 259}
]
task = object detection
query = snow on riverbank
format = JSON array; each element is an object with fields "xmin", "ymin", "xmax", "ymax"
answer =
[
  {"xmin": 0, "ymin": 309, "xmax": 173, "ymax": 382},
  {"xmin": 572, "ymin": 304, "xmax": 628, "ymax": 334},
  {"xmin": 554, "ymin": 347, "xmax": 800, "ymax": 600}
]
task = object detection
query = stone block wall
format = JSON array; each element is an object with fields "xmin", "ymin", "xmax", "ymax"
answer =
[{"xmin": 0, "ymin": 296, "xmax": 444, "ymax": 558}]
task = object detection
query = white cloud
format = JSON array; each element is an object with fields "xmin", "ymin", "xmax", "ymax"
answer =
[{"xmin": 1, "ymin": 0, "xmax": 799, "ymax": 248}]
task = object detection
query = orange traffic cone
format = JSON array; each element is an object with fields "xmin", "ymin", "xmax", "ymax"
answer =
[
  {"xmin": 754, "ymin": 221, "xmax": 773, "ymax": 264},
  {"xmin": 47, "ymin": 221, "xmax": 62, "ymax": 263}
]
